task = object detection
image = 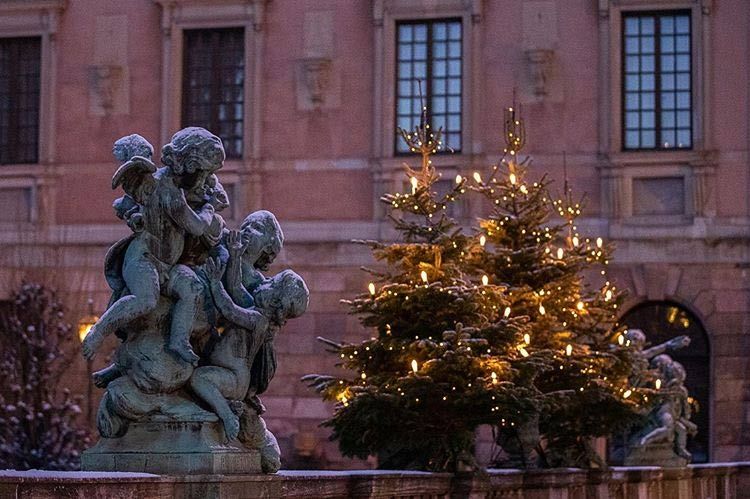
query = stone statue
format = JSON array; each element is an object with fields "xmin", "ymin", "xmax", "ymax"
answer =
[
  {"xmin": 81, "ymin": 128, "xmax": 309, "ymax": 475},
  {"xmin": 622, "ymin": 329, "xmax": 696, "ymax": 466}
]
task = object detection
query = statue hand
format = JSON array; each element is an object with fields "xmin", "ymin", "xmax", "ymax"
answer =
[
  {"xmin": 204, "ymin": 256, "xmax": 226, "ymax": 283},
  {"xmin": 668, "ymin": 335, "xmax": 691, "ymax": 350},
  {"xmin": 227, "ymin": 229, "xmax": 248, "ymax": 256}
]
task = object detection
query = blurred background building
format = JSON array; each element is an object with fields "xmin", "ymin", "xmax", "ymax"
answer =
[{"xmin": 0, "ymin": 0, "xmax": 747, "ymax": 467}]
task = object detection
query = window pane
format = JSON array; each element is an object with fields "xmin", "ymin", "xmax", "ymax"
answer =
[
  {"xmin": 396, "ymin": 19, "xmax": 462, "ymax": 153},
  {"xmin": 622, "ymin": 11, "xmax": 692, "ymax": 151},
  {"xmin": 0, "ymin": 37, "xmax": 41, "ymax": 164},
  {"xmin": 182, "ymin": 28, "xmax": 245, "ymax": 159}
]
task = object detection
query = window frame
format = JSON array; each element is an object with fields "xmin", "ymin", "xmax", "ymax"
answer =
[
  {"xmin": 394, "ymin": 18, "xmax": 464, "ymax": 155},
  {"xmin": 372, "ymin": 0, "xmax": 481, "ymax": 162},
  {"xmin": 620, "ymin": 10, "xmax": 693, "ymax": 152},
  {"xmin": 155, "ymin": 0, "xmax": 265, "ymax": 169}
]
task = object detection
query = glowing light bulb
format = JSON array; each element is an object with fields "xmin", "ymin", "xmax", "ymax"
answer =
[
  {"xmin": 410, "ymin": 176, "xmax": 418, "ymax": 192},
  {"xmin": 572, "ymin": 236, "xmax": 579, "ymax": 247},
  {"xmin": 509, "ymin": 173, "xmax": 517, "ymax": 185},
  {"xmin": 518, "ymin": 346, "xmax": 530, "ymax": 357},
  {"xmin": 596, "ymin": 237, "xmax": 603, "ymax": 248},
  {"xmin": 539, "ymin": 304, "xmax": 546, "ymax": 315},
  {"xmin": 455, "ymin": 174, "xmax": 463, "ymax": 184},
  {"xmin": 557, "ymin": 248, "xmax": 564, "ymax": 259},
  {"xmin": 411, "ymin": 359, "xmax": 418, "ymax": 373},
  {"xmin": 479, "ymin": 235, "xmax": 486, "ymax": 247},
  {"xmin": 504, "ymin": 306, "xmax": 512, "ymax": 318},
  {"xmin": 618, "ymin": 334, "xmax": 625, "ymax": 345},
  {"xmin": 566, "ymin": 344, "xmax": 573, "ymax": 356},
  {"xmin": 605, "ymin": 289, "xmax": 613, "ymax": 301},
  {"xmin": 473, "ymin": 171, "xmax": 482, "ymax": 183},
  {"xmin": 368, "ymin": 282, "xmax": 376, "ymax": 295},
  {"xmin": 482, "ymin": 275, "xmax": 489, "ymax": 286},
  {"xmin": 576, "ymin": 301, "xmax": 584, "ymax": 311},
  {"xmin": 361, "ymin": 372, "xmax": 367, "ymax": 380},
  {"xmin": 623, "ymin": 389, "xmax": 632, "ymax": 399},
  {"xmin": 420, "ymin": 270, "xmax": 428, "ymax": 283},
  {"xmin": 491, "ymin": 372, "xmax": 498, "ymax": 384},
  {"xmin": 523, "ymin": 333, "xmax": 531, "ymax": 344},
  {"xmin": 655, "ymin": 379, "xmax": 662, "ymax": 389}
]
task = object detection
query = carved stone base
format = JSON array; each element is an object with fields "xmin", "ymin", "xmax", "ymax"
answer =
[
  {"xmin": 82, "ymin": 420, "xmax": 261, "ymax": 474},
  {"xmin": 623, "ymin": 441, "xmax": 688, "ymax": 468}
]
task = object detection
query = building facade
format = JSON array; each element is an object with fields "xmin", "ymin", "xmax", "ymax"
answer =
[{"xmin": 0, "ymin": 0, "xmax": 748, "ymax": 467}]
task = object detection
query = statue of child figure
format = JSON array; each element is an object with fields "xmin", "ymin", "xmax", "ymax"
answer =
[
  {"xmin": 83, "ymin": 127, "xmax": 224, "ymax": 365},
  {"xmin": 190, "ymin": 244, "xmax": 308, "ymax": 444}
]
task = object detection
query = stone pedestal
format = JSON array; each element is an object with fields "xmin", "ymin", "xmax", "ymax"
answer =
[
  {"xmin": 82, "ymin": 420, "xmax": 261, "ymax": 474},
  {"xmin": 623, "ymin": 441, "xmax": 688, "ymax": 467}
]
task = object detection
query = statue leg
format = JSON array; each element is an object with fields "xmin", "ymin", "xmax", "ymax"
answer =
[
  {"xmin": 189, "ymin": 366, "xmax": 241, "ymax": 440},
  {"xmin": 82, "ymin": 251, "xmax": 160, "ymax": 360},
  {"xmin": 92, "ymin": 363, "xmax": 122, "ymax": 388},
  {"xmin": 165, "ymin": 265, "xmax": 203, "ymax": 365},
  {"xmin": 674, "ymin": 422, "xmax": 692, "ymax": 459}
]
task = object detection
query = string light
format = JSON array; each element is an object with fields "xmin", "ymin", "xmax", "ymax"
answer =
[
  {"xmin": 473, "ymin": 171, "xmax": 482, "ymax": 183},
  {"xmin": 565, "ymin": 344, "xmax": 572, "ymax": 356},
  {"xmin": 421, "ymin": 270, "xmax": 428, "ymax": 283},
  {"xmin": 480, "ymin": 235, "xmax": 486, "ymax": 247},
  {"xmin": 596, "ymin": 237, "xmax": 603, "ymax": 248},
  {"xmin": 523, "ymin": 333, "xmax": 531, "ymax": 344},
  {"xmin": 368, "ymin": 283, "xmax": 376, "ymax": 295},
  {"xmin": 411, "ymin": 360, "xmax": 419, "ymax": 373},
  {"xmin": 491, "ymin": 372, "xmax": 498, "ymax": 384},
  {"xmin": 518, "ymin": 346, "xmax": 530, "ymax": 357},
  {"xmin": 572, "ymin": 236, "xmax": 579, "ymax": 247},
  {"xmin": 410, "ymin": 176, "xmax": 418, "ymax": 192},
  {"xmin": 455, "ymin": 174, "xmax": 463, "ymax": 184},
  {"xmin": 557, "ymin": 248, "xmax": 564, "ymax": 259},
  {"xmin": 617, "ymin": 334, "xmax": 625, "ymax": 345},
  {"xmin": 576, "ymin": 301, "xmax": 584, "ymax": 311},
  {"xmin": 509, "ymin": 173, "xmax": 517, "ymax": 185},
  {"xmin": 655, "ymin": 379, "xmax": 662, "ymax": 389},
  {"xmin": 539, "ymin": 304, "xmax": 546, "ymax": 315},
  {"xmin": 504, "ymin": 306, "xmax": 511, "ymax": 318},
  {"xmin": 623, "ymin": 389, "xmax": 632, "ymax": 399},
  {"xmin": 482, "ymin": 275, "xmax": 489, "ymax": 286}
]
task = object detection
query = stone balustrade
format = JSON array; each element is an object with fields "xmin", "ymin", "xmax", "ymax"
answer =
[{"xmin": 0, "ymin": 464, "xmax": 748, "ymax": 498}]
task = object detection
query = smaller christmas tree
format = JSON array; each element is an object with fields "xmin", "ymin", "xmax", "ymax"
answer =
[
  {"xmin": 0, "ymin": 283, "xmax": 91, "ymax": 470},
  {"xmin": 469, "ymin": 106, "xmax": 655, "ymax": 467},
  {"xmin": 304, "ymin": 103, "xmax": 528, "ymax": 472}
]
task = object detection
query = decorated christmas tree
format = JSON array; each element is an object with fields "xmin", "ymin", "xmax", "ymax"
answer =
[
  {"xmin": 0, "ymin": 283, "xmax": 91, "ymax": 470},
  {"xmin": 469, "ymin": 106, "xmax": 655, "ymax": 468},
  {"xmin": 303, "ymin": 105, "xmax": 531, "ymax": 472}
]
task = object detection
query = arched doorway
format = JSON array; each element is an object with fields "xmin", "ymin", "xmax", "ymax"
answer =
[{"xmin": 621, "ymin": 301, "xmax": 710, "ymax": 463}]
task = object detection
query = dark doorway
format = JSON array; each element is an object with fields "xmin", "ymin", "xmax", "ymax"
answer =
[{"xmin": 621, "ymin": 301, "xmax": 710, "ymax": 463}]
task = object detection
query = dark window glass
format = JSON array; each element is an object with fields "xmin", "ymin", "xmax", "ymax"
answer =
[
  {"xmin": 622, "ymin": 12, "xmax": 692, "ymax": 150},
  {"xmin": 396, "ymin": 19, "xmax": 462, "ymax": 153},
  {"xmin": 182, "ymin": 28, "xmax": 245, "ymax": 159},
  {"xmin": 621, "ymin": 301, "xmax": 710, "ymax": 463},
  {"xmin": 0, "ymin": 37, "xmax": 41, "ymax": 165}
]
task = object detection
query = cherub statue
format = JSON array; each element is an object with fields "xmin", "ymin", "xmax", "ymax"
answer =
[
  {"xmin": 635, "ymin": 355, "xmax": 697, "ymax": 460},
  {"xmin": 111, "ymin": 134, "xmax": 153, "ymax": 232},
  {"xmin": 190, "ymin": 252, "xmax": 308, "ymax": 447},
  {"xmin": 82, "ymin": 127, "xmax": 224, "ymax": 365}
]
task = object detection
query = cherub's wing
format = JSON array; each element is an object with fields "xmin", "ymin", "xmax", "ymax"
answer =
[{"xmin": 111, "ymin": 156, "xmax": 157, "ymax": 204}]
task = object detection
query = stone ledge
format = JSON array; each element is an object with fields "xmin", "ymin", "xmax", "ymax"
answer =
[{"xmin": 0, "ymin": 464, "xmax": 747, "ymax": 499}]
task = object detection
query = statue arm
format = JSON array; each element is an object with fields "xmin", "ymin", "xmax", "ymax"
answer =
[
  {"xmin": 210, "ymin": 279, "xmax": 264, "ymax": 331},
  {"xmin": 168, "ymin": 189, "xmax": 215, "ymax": 236},
  {"xmin": 226, "ymin": 254, "xmax": 254, "ymax": 308}
]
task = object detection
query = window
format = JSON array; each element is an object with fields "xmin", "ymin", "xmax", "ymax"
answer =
[
  {"xmin": 0, "ymin": 37, "xmax": 41, "ymax": 165},
  {"xmin": 622, "ymin": 11, "xmax": 692, "ymax": 150},
  {"xmin": 182, "ymin": 28, "xmax": 245, "ymax": 159},
  {"xmin": 621, "ymin": 301, "xmax": 710, "ymax": 463},
  {"xmin": 396, "ymin": 20, "xmax": 462, "ymax": 154}
]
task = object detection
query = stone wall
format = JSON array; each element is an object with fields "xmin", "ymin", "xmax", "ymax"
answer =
[{"xmin": 0, "ymin": 465, "xmax": 747, "ymax": 499}]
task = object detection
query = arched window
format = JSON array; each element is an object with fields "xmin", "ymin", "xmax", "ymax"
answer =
[{"xmin": 621, "ymin": 301, "xmax": 710, "ymax": 463}]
